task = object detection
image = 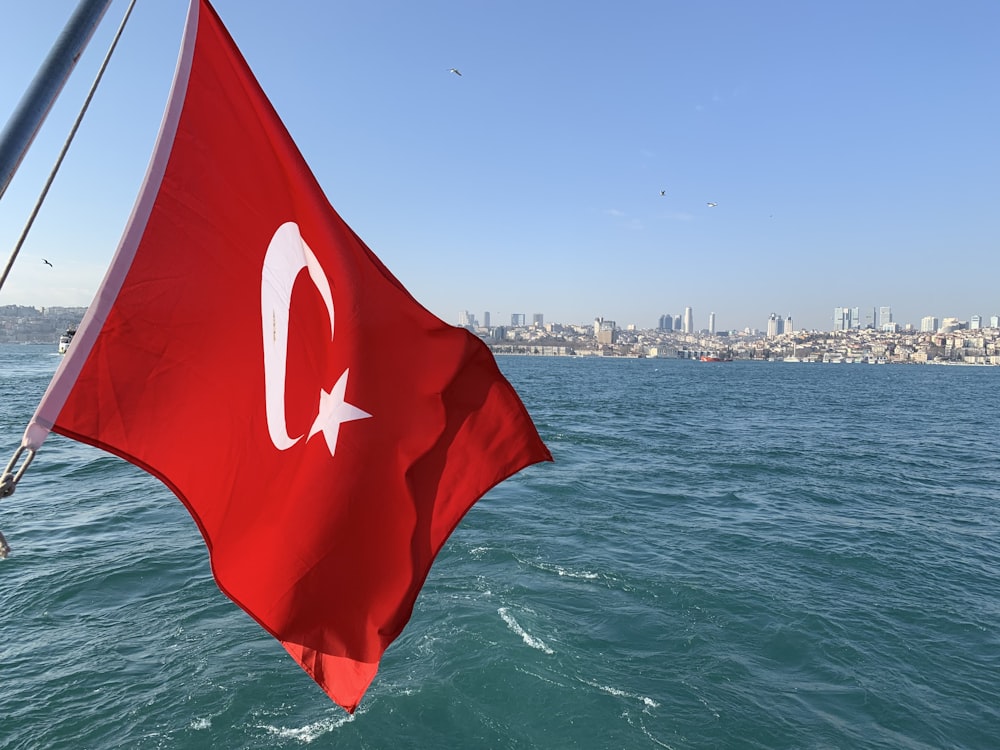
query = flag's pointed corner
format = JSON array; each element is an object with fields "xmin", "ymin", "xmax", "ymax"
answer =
[{"xmin": 281, "ymin": 640, "xmax": 378, "ymax": 714}]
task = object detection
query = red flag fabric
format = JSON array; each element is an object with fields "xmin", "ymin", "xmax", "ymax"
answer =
[{"xmin": 24, "ymin": 0, "xmax": 550, "ymax": 713}]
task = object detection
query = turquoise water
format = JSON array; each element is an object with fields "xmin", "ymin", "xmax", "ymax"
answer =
[{"xmin": 2, "ymin": 345, "xmax": 999, "ymax": 749}]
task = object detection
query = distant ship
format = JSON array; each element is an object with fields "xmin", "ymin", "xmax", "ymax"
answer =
[
  {"xmin": 699, "ymin": 354, "xmax": 732, "ymax": 362},
  {"xmin": 58, "ymin": 327, "xmax": 75, "ymax": 354}
]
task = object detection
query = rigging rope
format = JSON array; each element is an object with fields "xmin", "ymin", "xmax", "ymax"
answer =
[
  {"xmin": 0, "ymin": 0, "xmax": 138, "ymax": 294},
  {"xmin": 0, "ymin": 0, "xmax": 138, "ymax": 559}
]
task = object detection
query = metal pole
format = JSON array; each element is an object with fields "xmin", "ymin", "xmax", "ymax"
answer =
[{"xmin": 0, "ymin": 0, "xmax": 113, "ymax": 202}]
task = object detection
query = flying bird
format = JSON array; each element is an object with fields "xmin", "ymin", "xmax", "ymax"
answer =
[
  {"xmin": 660, "ymin": 190, "xmax": 666, "ymax": 196},
  {"xmin": 42, "ymin": 258, "xmax": 53, "ymax": 267},
  {"xmin": 448, "ymin": 68, "xmax": 462, "ymax": 76},
  {"xmin": 707, "ymin": 202, "xmax": 718, "ymax": 208}
]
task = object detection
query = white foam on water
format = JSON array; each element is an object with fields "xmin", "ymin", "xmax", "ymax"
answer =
[
  {"xmin": 189, "ymin": 717, "xmax": 211, "ymax": 730},
  {"xmin": 582, "ymin": 677, "xmax": 660, "ymax": 710},
  {"xmin": 627, "ymin": 719, "xmax": 674, "ymax": 750},
  {"xmin": 497, "ymin": 606, "xmax": 554, "ymax": 654},
  {"xmin": 527, "ymin": 557, "xmax": 608, "ymax": 583},
  {"xmin": 554, "ymin": 565, "xmax": 600, "ymax": 580},
  {"xmin": 257, "ymin": 712, "xmax": 355, "ymax": 744}
]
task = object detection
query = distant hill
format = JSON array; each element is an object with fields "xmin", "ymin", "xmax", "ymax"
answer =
[{"xmin": 0, "ymin": 305, "xmax": 87, "ymax": 344}]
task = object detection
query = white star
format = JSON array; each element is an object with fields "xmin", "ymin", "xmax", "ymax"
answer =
[{"xmin": 308, "ymin": 368, "xmax": 372, "ymax": 457}]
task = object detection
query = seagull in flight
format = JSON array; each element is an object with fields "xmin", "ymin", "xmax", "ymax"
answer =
[
  {"xmin": 706, "ymin": 202, "xmax": 718, "ymax": 208},
  {"xmin": 448, "ymin": 68, "xmax": 462, "ymax": 76},
  {"xmin": 42, "ymin": 258, "xmax": 53, "ymax": 267},
  {"xmin": 660, "ymin": 190, "xmax": 666, "ymax": 196}
]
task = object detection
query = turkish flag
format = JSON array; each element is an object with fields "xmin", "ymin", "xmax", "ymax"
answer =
[{"xmin": 25, "ymin": 0, "xmax": 551, "ymax": 713}]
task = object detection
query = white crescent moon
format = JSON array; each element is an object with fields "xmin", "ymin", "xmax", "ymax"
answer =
[{"xmin": 261, "ymin": 222, "xmax": 335, "ymax": 450}]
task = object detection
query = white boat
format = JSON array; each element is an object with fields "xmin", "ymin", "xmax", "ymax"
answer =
[{"xmin": 58, "ymin": 328, "xmax": 75, "ymax": 354}]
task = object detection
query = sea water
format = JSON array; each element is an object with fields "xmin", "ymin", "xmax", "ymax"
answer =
[{"xmin": 1, "ymin": 344, "xmax": 998, "ymax": 749}]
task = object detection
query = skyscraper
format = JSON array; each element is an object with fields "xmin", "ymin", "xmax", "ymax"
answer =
[
  {"xmin": 483, "ymin": 311, "xmax": 491, "ymax": 328},
  {"xmin": 766, "ymin": 313, "xmax": 780, "ymax": 338},
  {"xmin": 834, "ymin": 307, "xmax": 861, "ymax": 331},
  {"xmin": 879, "ymin": 306, "xmax": 892, "ymax": 329},
  {"xmin": 683, "ymin": 306, "xmax": 693, "ymax": 334},
  {"xmin": 708, "ymin": 312, "xmax": 716, "ymax": 335},
  {"xmin": 833, "ymin": 307, "xmax": 849, "ymax": 331},
  {"xmin": 920, "ymin": 316, "xmax": 938, "ymax": 332}
]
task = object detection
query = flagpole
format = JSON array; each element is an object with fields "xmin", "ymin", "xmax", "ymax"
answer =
[{"xmin": 0, "ymin": 0, "xmax": 113, "ymax": 202}]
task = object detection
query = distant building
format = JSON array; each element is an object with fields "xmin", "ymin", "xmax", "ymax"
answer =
[
  {"xmin": 940, "ymin": 317, "xmax": 961, "ymax": 333},
  {"xmin": 532, "ymin": 313, "xmax": 544, "ymax": 328},
  {"xmin": 708, "ymin": 312, "xmax": 716, "ymax": 335},
  {"xmin": 766, "ymin": 312, "xmax": 783, "ymax": 338},
  {"xmin": 658, "ymin": 314, "xmax": 671, "ymax": 331},
  {"xmin": 594, "ymin": 317, "xmax": 617, "ymax": 345},
  {"xmin": 879, "ymin": 306, "xmax": 892, "ymax": 329},
  {"xmin": 673, "ymin": 314, "xmax": 682, "ymax": 330},
  {"xmin": 483, "ymin": 311, "xmax": 491, "ymax": 328},
  {"xmin": 833, "ymin": 307, "xmax": 849, "ymax": 331},
  {"xmin": 458, "ymin": 310, "xmax": 474, "ymax": 327},
  {"xmin": 511, "ymin": 313, "xmax": 526, "ymax": 327},
  {"xmin": 920, "ymin": 316, "xmax": 939, "ymax": 332},
  {"xmin": 683, "ymin": 306, "xmax": 693, "ymax": 334},
  {"xmin": 785, "ymin": 315, "xmax": 794, "ymax": 334},
  {"xmin": 991, "ymin": 315, "xmax": 1000, "ymax": 328},
  {"xmin": 833, "ymin": 306, "xmax": 861, "ymax": 331},
  {"xmin": 970, "ymin": 314, "xmax": 982, "ymax": 329}
]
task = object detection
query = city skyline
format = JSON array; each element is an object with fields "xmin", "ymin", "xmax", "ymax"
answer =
[
  {"xmin": 456, "ymin": 303, "xmax": 997, "ymax": 334},
  {"xmin": 1, "ymin": 2, "xmax": 998, "ymax": 333}
]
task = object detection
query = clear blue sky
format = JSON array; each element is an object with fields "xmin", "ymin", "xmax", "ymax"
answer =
[{"xmin": 1, "ymin": 0, "xmax": 997, "ymax": 332}]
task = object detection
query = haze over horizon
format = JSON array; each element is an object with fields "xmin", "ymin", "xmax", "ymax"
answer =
[{"xmin": 1, "ymin": 1, "xmax": 997, "ymax": 333}]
